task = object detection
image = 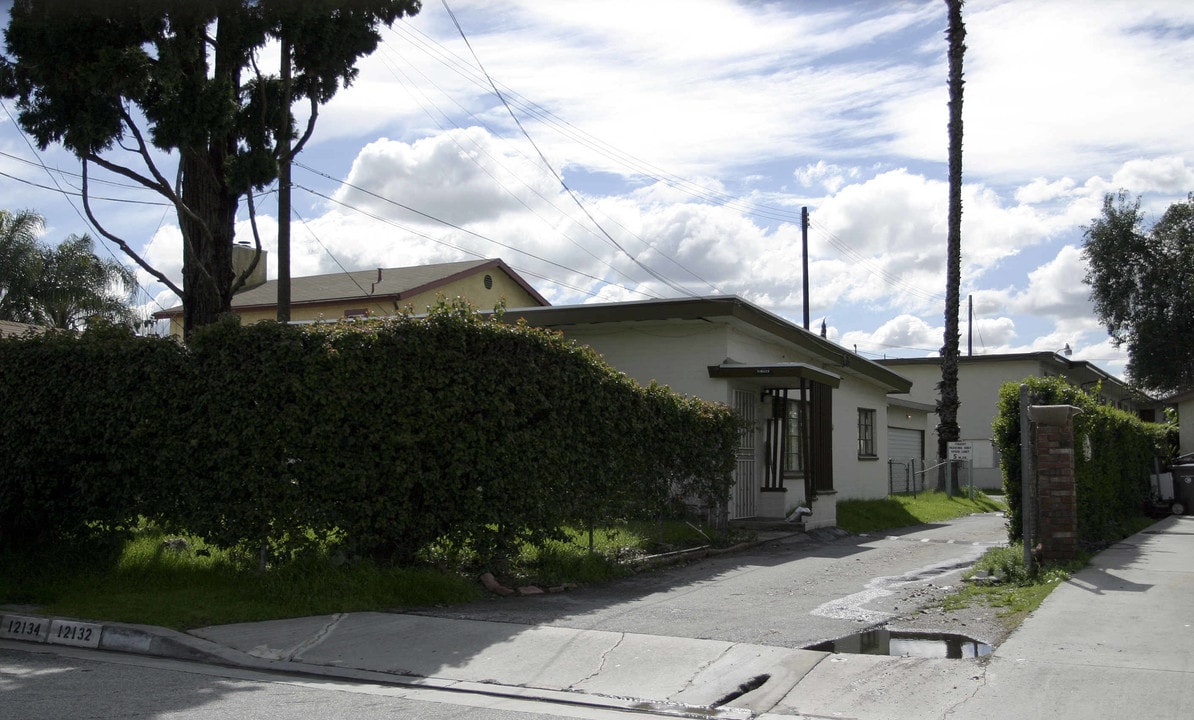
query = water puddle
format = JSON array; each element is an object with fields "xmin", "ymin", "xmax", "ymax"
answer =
[{"xmin": 807, "ymin": 628, "xmax": 992, "ymax": 659}]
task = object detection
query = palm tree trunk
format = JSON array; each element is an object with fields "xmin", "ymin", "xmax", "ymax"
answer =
[{"xmin": 937, "ymin": 0, "xmax": 966, "ymax": 492}]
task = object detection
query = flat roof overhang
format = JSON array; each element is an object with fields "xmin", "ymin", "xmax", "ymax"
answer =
[{"xmin": 708, "ymin": 361, "xmax": 841, "ymax": 388}]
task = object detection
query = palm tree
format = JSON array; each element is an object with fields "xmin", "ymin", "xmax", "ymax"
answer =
[
  {"xmin": 0, "ymin": 209, "xmax": 136, "ymax": 330},
  {"xmin": 35, "ymin": 233, "xmax": 137, "ymax": 330},
  {"xmin": 937, "ymin": 0, "xmax": 966, "ymax": 491},
  {"xmin": 0, "ymin": 209, "xmax": 45, "ymax": 323}
]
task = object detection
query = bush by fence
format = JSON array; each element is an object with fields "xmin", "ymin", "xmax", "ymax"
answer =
[
  {"xmin": 0, "ymin": 303, "xmax": 740, "ymax": 566},
  {"xmin": 992, "ymin": 375, "xmax": 1172, "ymax": 548}
]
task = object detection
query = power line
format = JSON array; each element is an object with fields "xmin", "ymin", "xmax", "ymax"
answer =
[
  {"xmin": 809, "ymin": 217, "xmax": 946, "ymax": 303},
  {"xmin": 385, "ymin": 21, "xmax": 808, "ymax": 225},
  {"xmin": 0, "ymin": 99, "xmax": 165, "ymax": 314},
  {"xmin": 439, "ymin": 0, "xmax": 701, "ymax": 298},
  {"xmin": 293, "ymin": 179, "xmax": 634, "ymax": 300},
  {"xmin": 0, "ymin": 168, "xmax": 171, "ymax": 205},
  {"xmin": 364, "ymin": 50, "xmax": 653, "ymax": 294},
  {"xmin": 386, "ymin": 20, "xmax": 739, "ymax": 292}
]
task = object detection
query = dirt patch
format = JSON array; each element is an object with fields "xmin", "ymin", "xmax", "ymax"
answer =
[{"xmin": 882, "ymin": 582, "xmax": 1021, "ymax": 647}]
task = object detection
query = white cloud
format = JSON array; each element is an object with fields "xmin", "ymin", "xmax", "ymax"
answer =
[
  {"xmin": 795, "ymin": 161, "xmax": 860, "ymax": 193},
  {"xmin": 1111, "ymin": 156, "xmax": 1194, "ymax": 194},
  {"xmin": 969, "ymin": 315, "xmax": 1018, "ymax": 348},
  {"xmin": 1015, "ymin": 177, "xmax": 1078, "ymax": 205},
  {"xmin": 1008, "ymin": 244, "xmax": 1093, "ymax": 318},
  {"xmin": 335, "ymin": 129, "xmax": 558, "ymax": 227},
  {"xmin": 803, "ymin": 169, "xmax": 1063, "ymax": 314},
  {"xmin": 892, "ymin": 0, "xmax": 1194, "ymax": 182},
  {"xmin": 842, "ymin": 314, "xmax": 941, "ymax": 357},
  {"xmin": 138, "ymin": 226, "xmax": 183, "ymax": 290}
]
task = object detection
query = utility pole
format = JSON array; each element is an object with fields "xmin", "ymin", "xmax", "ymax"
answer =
[
  {"xmin": 967, "ymin": 294, "xmax": 973, "ymax": 356},
  {"xmin": 801, "ymin": 206, "xmax": 810, "ymax": 330},
  {"xmin": 277, "ymin": 32, "xmax": 292, "ymax": 323}
]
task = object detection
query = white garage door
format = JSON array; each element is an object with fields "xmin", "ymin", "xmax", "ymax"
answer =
[{"xmin": 889, "ymin": 427, "xmax": 924, "ymax": 463}]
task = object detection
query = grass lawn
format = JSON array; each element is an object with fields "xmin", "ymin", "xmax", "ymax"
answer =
[
  {"xmin": 836, "ymin": 490, "xmax": 1006, "ymax": 534},
  {"xmin": 9, "ymin": 493, "xmax": 1145, "ymax": 636},
  {"xmin": 0, "ymin": 519, "xmax": 739, "ymax": 631}
]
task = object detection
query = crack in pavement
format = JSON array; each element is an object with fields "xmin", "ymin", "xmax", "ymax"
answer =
[
  {"xmin": 572, "ymin": 631, "xmax": 626, "ymax": 689},
  {"xmin": 940, "ymin": 662, "xmax": 990, "ymax": 719},
  {"xmin": 288, "ymin": 612, "xmax": 346, "ymax": 662}
]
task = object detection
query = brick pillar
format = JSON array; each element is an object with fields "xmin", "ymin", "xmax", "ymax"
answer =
[{"xmin": 1033, "ymin": 413, "xmax": 1079, "ymax": 562}]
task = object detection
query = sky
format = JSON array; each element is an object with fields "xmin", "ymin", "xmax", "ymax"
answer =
[{"xmin": 2, "ymin": 0, "xmax": 1193, "ymax": 383}]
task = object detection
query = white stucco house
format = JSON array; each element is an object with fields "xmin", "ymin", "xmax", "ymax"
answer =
[
  {"xmin": 503, "ymin": 296, "xmax": 913, "ymax": 529},
  {"xmin": 879, "ymin": 352, "xmax": 1158, "ymax": 490}
]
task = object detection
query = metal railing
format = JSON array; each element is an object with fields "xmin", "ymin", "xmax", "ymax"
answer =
[{"xmin": 889, "ymin": 458, "xmax": 973, "ymax": 498}]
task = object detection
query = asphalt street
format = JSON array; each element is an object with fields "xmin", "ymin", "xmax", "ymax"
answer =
[
  {"xmin": 412, "ymin": 512, "xmax": 1007, "ymax": 649},
  {"xmin": 8, "ymin": 512, "xmax": 1192, "ymax": 719},
  {"xmin": 0, "ymin": 644, "xmax": 644, "ymax": 720}
]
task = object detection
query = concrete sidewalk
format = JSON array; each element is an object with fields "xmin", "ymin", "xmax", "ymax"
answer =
[
  {"xmin": 762, "ymin": 513, "xmax": 1194, "ymax": 719},
  {"xmin": 4, "ymin": 515, "xmax": 1192, "ymax": 719}
]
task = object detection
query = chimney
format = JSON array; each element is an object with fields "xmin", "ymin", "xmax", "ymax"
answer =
[{"xmin": 232, "ymin": 242, "xmax": 268, "ymax": 291}]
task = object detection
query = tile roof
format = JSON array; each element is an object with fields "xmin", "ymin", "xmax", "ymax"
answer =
[
  {"xmin": 0, "ymin": 320, "xmax": 52, "ymax": 338},
  {"xmin": 154, "ymin": 258, "xmax": 548, "ymax": 318},
  {"xmin": 230, "ymin": 259, "xmax": 494, "ymax": 308}
]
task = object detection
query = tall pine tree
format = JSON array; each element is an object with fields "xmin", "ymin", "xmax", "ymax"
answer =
[{"xmin": 1, "ymin": 1, "xmax": 421, "ymax": 338}]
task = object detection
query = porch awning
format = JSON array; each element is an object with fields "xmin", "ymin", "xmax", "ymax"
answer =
[{"xmin": 707, "ymin": 361, "xmax": 841, "ymax": 388}]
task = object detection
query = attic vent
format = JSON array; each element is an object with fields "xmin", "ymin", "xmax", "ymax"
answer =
[{"xmin": 483, "ymin": 274, "xmax": 493, "ymax": 289}]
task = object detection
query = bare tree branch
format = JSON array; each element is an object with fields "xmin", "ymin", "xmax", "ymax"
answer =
[
  {"xmin": 84, "ymin": 150, "xmax": 217, "ymax": 295},
  {"xmin": 110, "ymin": 108, "xmax": 223, "ymax": 296},
  {"xmin": 81, "ymin": 160, "xmax": 184, "ymax": 299},
  {"xmin": 288, "ymin": 95, "xmax": 319, "ymax": 159},
  {"xmin": 84, "ymin": 151, "xmax": 168, "ymax": 195},
  {"xmin": 232, "ymin": 188, "xmax": 265, "ymax": 295},
  {"xmin": 116, "ymin": 108, "xmax": 188, "ymax": 208}
]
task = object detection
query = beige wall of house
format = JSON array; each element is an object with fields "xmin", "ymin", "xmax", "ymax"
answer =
[
  {"xmin": 722, "ymin": 328, "xmax": 899, "ymax": 501},
  {"xmin": 164, "ymin": 270, "xmax": 541, "ymax": 338},
  {"xmin": 884, "ymin": 361, "xmax": 1027, "ymax": 490},
  {"xmin": 722, "ymin": 328, "xmax": 903, "ymax": 498}
]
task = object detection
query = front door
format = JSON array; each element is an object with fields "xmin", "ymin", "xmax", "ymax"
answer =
[{"xmin": 731, "ymin": 389, "xmax": 757, "ymax": 519}]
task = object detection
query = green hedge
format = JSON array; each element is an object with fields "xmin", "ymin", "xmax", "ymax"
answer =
[
  {"xmin": 0, "ymin": 302, "xmax": 739, "ymax": 566},
  {"xmin": 0, "ymin": 323, "xmax": 188, "ymax": 546},
  {"xmin": 992, "ymin": 375, "xmax": 1170, "ymax": 548}
]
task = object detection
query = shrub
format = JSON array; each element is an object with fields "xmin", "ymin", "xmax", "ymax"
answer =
[
  {"xmin": 0, "ymin": 301, "xmax": 739, "ymax": 570},
  {"xmin": 993, "ymin": 376, "xmax": 1169, "ymax": 548}
]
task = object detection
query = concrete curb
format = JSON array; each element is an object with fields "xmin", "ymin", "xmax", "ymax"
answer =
[
  {"xmin": 1, "ymin": 527, "xmax": 837, "ymax": 718},
  {"xmin": 1, "ymin": 610, "xmax": 752, "ymax": 719}
]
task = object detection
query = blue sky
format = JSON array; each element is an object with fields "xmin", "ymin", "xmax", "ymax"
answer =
[{"xmin": 3, "ymin": 0, "xmax": 1194, "ymax": 382}]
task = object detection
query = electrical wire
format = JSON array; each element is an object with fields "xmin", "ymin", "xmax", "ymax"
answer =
[
  {"xmin": 364, "ymin": 50, "xmax": 652, "ymax": 293},
  {"xmin": 0, "ymin": 168, "xmax": 171, "ymax": 205},
  {"xmin": 293, "ymin": 180, "xmax": 633, "ymax": 299},
  {"xmin": 439, "ymin": 0, "xmax": 701, "ymax": 298},
  {"xmin": 0, "ymin": 99, "xmax": 166, "ymax": 315},
  {"xmin": 809, "ymin": 217, "xmax": 946, "ymax": 303},
  {"xmin": 385, "ymin": 20, "xmax": 808, "ymax": 225},
  {"xmin": 380, "ymin": 25, "xmax": 726, "ymax": 294},
  {"xmin": 388, "ymin": 13, "xmax": 952, "ymax": 307}
]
